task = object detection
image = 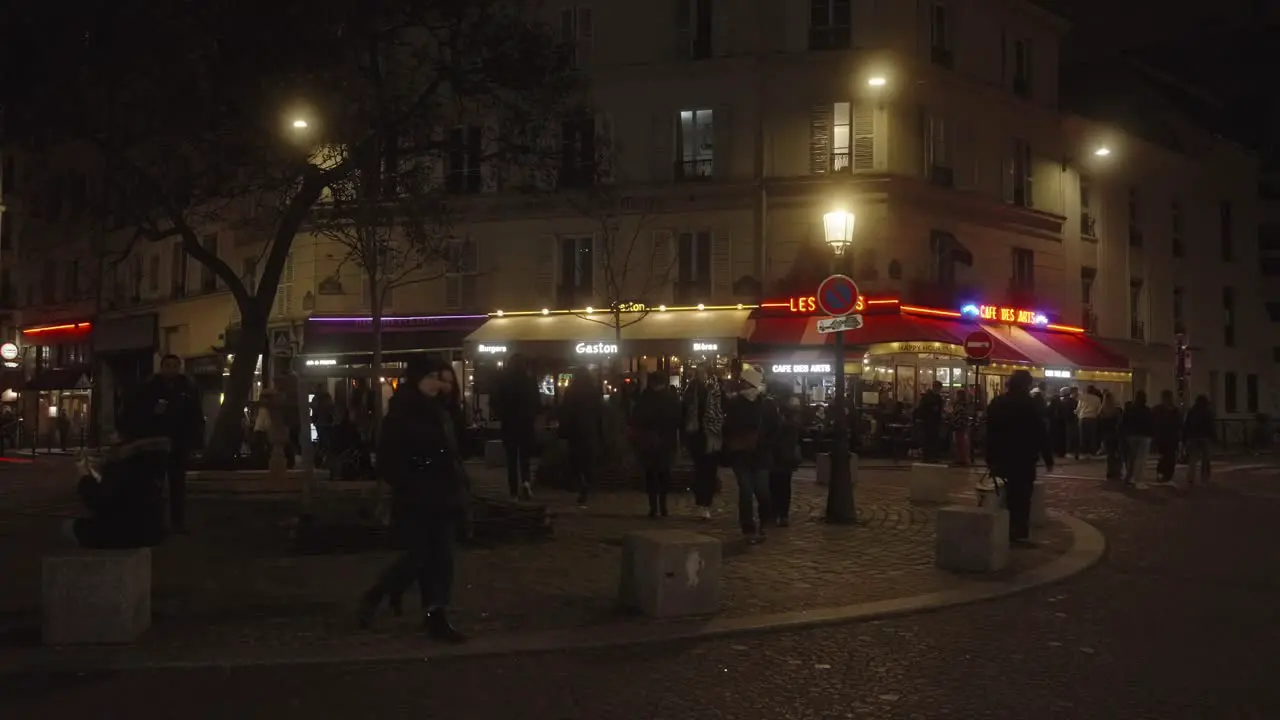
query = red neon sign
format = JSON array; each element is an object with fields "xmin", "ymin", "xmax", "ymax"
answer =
[
  {"xmin": 22, "ymin": 322, "xmax": 93, "ymax": 335},
  {"xmin": 967, "ymin": 305, "xmax": 1049, "ymax": 327},
  {"xmin": 762, "ymin": 296, "xmax": 866, "ymax": 314}
]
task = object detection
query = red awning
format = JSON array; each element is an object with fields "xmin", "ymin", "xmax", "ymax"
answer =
[
  {"xmin": 748, "ymin": 313, "xmax": 1032, "ymax": 364},
  {"xmin": 1026, "ymin": 329, "xmax": 1129, "ymax": 370}
]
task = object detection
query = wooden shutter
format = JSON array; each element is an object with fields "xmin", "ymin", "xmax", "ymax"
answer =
[
  {"xmin": 534, "ymin": 234, "xmax": 556, "ymax": 307},
  {"xmin": 596, "ymin": 112, "xmax": 615, "ymax": 184},
  {"xmin": 652, "ymin": 229, "xmax": 675, "ymax": 302},
  {"xmin": 713, "ymin": 106, "xmax": 731, "ymax": 179},
  {"xmin": 810, "ymin": 104, "xmax": 831, "ymax": 175},
  {"xmin": 853, "ymin": 103, "xmax": 875, "ymax": 171},
  {"xmin": 674, "ymin": 0, "xmax": 691, "ymax": 59},
  {"xmin": 1002, "ymin": 149, "xmax": 1015, "ymax": 204},
  {"xmin": 711, "ymin": 230, "xmax": 732, "ymax": 301}
]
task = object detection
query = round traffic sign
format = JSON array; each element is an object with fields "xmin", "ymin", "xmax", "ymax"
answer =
[
  {"xmin": 963, "ymin": 330, "xmax": 994, "ymax": 360},
  {"xmin": 816, "ymin": 274, "xmax": 860, "ymax": 317},
  {"xmin": 0, "ymin": 342, "xmax": 17, "ymax": 361}
]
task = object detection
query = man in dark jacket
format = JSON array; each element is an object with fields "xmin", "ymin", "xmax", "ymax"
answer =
[
  {"xmin": 360, "ymin": 356, "xmax": 468, "ymax": 643},
  {"xmin": 1120, "ymin": 391, "xmax": 1155, "ymax": 487},
  {"xmin": 631, "ymin": 371, "xmax": 681, "ymax": 518},
  {"xmin": 137, "ymin": 354, "xmax": 204, "ymax": 532},
  {"xmin": 71, "ymin": 396, "xmax": 169, "ymax": 549},
  {"xmin": 916, "ymin": 381, "xmax": 944, "ymax": 462},
  {"xmin": 985, "ymin": 370, "xmax": 1054, "ymax": 545},
  {"xmin": 723, "ymin": 365, "xmax": 778, "ymax": 542},
  {"xmin": 1182, "ymin": 394, "xmax": 1216, "ymax": 485},
  {"xmin": 1152, "ymin": 390, "xmax": 1183, "ymax": 484},
  {"xmin": 492, "ymin": 354, "xmax": 541, "ymax": 500}
]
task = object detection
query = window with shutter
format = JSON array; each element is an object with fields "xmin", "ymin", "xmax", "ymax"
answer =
[
  {"xmin": 711, "ymin": 230, "xmax": 731, "ymax": 301},
  {"xmin": 675, "ymin": 0, "xmax": 713, "ymax": 60},
  {"xmin": 810, "ymin": 104, "xmax": 832, "ymax": 175},
  {"xmin": 675, "ymin": 231, "xmax": 712, "ymax": 303},
  {"xmin": 651, "ymin": 230, "xmax": 676, "ymax": 301},
  {"xmin": 561, "ymin": 7, "xmax": 593, "ymax": 69},
  {"xmin": 832, "ymin": 102, "xmax": 851, "ymax": 172},
  {"xmin": 852, "ymin": 103, "xmax": 875, "ymax": 170},
  {"xmin": 444, "ymin": 238, "xmax": 479, "ymax": 310},
  {"xmin": 676, "ymin": 109, "xmax": 714, "ymax": 180}
]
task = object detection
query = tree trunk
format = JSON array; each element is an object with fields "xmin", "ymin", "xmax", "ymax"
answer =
[
  {"xmin": 203, "ymin": 306, "xmax": 268, "ymax": 465},
  {"xmin": 370, "ymin": 279, "xmax": 385, "ymax": 447}
]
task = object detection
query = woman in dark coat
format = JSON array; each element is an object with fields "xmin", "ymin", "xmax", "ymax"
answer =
[
  {"xmin": 359, "ymin": 356, "xmax": 468, "ymax": 643},
  {"xmin": 767, "ymin": 381, "xmax": 802, "ymax": 526},
  {"xmin": 71, "ymin": 395, "xmax": 169, "ymax": 549},
  {"xmin": 559, "ymin": 367, "xmax": 605, "ymax": 507},
  {"xmin": 631, "ymin": 371, "xmax": 682, "ymax": 517}
]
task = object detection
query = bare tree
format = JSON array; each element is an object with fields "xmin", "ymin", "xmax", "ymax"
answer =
[
  {"xmin": 311, "ymin": 160, "xmax": 455, "ymax": 436},
  {"xmin": 562, "ymin": 125, "xmax": 676, "ymax": 352},
  {"xmin": 5, "ymin": 0, "xmax": 584, "ymax": 462}
]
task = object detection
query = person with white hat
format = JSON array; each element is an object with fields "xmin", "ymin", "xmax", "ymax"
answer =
[{"xmin": 721, "ymin": 364, "xmax": 779, "ymax": 542}]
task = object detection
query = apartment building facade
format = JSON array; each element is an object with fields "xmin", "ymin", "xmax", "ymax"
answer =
[{"xmin": 1, "ymin": 0, "xmax": 1270, "ymax": 432}]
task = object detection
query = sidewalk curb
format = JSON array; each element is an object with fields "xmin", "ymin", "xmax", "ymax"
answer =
[{"xmin": 8, "ymin": 514, "xmax": 1105, "ymax": 673}]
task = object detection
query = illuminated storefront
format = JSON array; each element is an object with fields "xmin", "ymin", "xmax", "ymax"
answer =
[
  {"xmin": 19, "ymin": 321, "xmax": 95, "ymax": 444},
  {"xmin": 746, "ymin": 296, "xmax": 1132, "ymax": 408}
]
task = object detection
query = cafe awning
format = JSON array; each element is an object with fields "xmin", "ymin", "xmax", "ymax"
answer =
[
  {"xmin": 749, "ymin": 313, "xmax": 1032, "ymax": 364},
  {"xmin": 465, "ymin": 310, "xmax": 753, "ymax": 345},
  {"xmin": 981, "ymin": 325, "xmax": 1129, "ymax": 371}
]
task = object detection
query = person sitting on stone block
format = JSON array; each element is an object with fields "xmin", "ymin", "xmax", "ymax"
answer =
[{"xmin": 67, "ymin": 398, "xmax": 170, "ymax": 549}]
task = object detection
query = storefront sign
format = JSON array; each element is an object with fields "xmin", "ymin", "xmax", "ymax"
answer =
[
  {"xmin": 692, "ymin": 342, "xmax": 719, "ymax": 353},
  {"xmin": 476, "ymin": 344, "xmax": 508, "ymax": 354},
  {"xmin": 1044, "ymin": 368, "xmax": 1072, "ymax": 379},
  {"xmin": 0, "ymin": 343, "xmax": 18, "ymax": 362},
  {"xmin": 305, "ymin": 358, "xmax": 338, "ymax": 367},
  {"xmin": 612, "ymin": 301, "xmax": 646, "ymax": 313},
  {"xmin": 771, "ymin": 363, "xmax": 833, "ymax": 374},
  {"xmin": 960, "ymin": 303, "xmax": 1049, "ymax": 327},
  {"xmin": 895, "ymin": 342, "xmax": 954, "ymax": 355},
  {"xmin": 767, "ymin": 295, "xmax": 865, "ymax": 315},
  {"xmin": 575, "ymin": 342, "xmax": 618, "ymax": 355}
]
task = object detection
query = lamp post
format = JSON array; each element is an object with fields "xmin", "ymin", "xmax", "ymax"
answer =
[{"xmin": 822, "ymin": 209, "xmax": 856, "ymax": 524}]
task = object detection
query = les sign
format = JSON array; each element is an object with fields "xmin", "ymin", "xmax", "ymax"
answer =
[{"xmin": 769, "ymin": 295, "xmax": 865, "ymax": 315}]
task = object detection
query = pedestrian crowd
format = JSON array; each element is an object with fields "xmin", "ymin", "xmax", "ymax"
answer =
[{"xmin": 58, "ymin": 352, "xmax": 1222, "ymax": 647}]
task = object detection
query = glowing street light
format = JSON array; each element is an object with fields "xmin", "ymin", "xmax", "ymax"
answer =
[
  {"xmin": 867, "ymin": 76, "xmax": 887, "ymax": 87},
  {"xmin": 1093, "ymin": 146, "xmax": 1112, "ymax": 157},
  {"xmin": 823, "ymin": 210, "xmax": 856, "ymax": 256},
  {"xmin": 291, "ymin": 119, "xmax": 309, "ymax": 130}
]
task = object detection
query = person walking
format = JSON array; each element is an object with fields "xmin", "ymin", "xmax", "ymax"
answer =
[
  {"xmin": 768, "ymin": 381, "xmax": 802, "ymax": 526},
  {"xmin": 559, "ymin": 367, "xmax": 605, "ymax": 508},
  {"xmin": 985, "ymin": 370, "xmax": 1054, "ymax": 546},
  {"xmin": 492, "ymin": 354, "xmax": 541, "ymax": 500},
  {"xmin": 723, "ymin": 365, "xmax": 778, "ymax": 542},
  {"xmin": 137, "ymin": 354, "xmax": 204, "ymax": 533},
  {"xmin": 631, "ymin": 371, "xmax": 681, "ymax": 518},
  {"xmin": 916, "ymin": 381, "xmax": 944, "ymax": 462},
  {"xmin": 1063, "ymin": 387, "xmax": 1081, "ymax": 459},
  {"xmin": 1076, "ymin": 386, "xmax": 1102, "ymax": 457},
  {"xmin": 1097, "ymin": 391, "xmax": 1124, "ymax": 481},
  {"xmin": 359, "ymin": 357, "xmax": 468, "ymax": 643},
  {"xmin": 1182, "ymin": 394, "xmax": 1216, "ymax": 485},
  {"xmin": 681, "ymin": 363, "xmax": 724, "ymax": 520},
  {"xmin": 1120, "ymin": 391, "xmax": 1155, "ymax": 488},
  {"xmin": 949, "ymin": 388, "xmax": 973, "ymax": 466},
  {"xmin": 1152, "ymin": 390, "xmax": 1183, "ymax": 484}
]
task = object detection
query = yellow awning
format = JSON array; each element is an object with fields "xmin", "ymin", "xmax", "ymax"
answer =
[{"xmin": 465, "ymin": 310, "xmax": 752, "ymax": 345}]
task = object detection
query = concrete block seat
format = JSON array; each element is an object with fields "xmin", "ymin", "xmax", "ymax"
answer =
[
  {"xmin": 975, "ymin": 478, "xmax": 1049, "ymax": 528},
  {"xmin": 935, "ymin": 505, "xmax": 1010, "ymax": 573},
  {"xmin": 910, "ymin": 463, "xmax": 955, "ymax": 504},
  {"xmin": 43, "ymin": 548, "xmax": 152, "ymax": 645},
  {"xmin": 484, "ymin": 439, "xmax": 505, "ymax": 468},
  {"xmin": 619, "ymin": 529, "xmax": 721, "ymax": 618}
]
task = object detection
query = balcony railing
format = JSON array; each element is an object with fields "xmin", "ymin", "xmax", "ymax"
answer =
[
  {"xmin": 831, "ymin": 151, "xmax": 851, "ymax": 173},
  {"xmin": 675, "ymin": 158, "xmax": 714, "ymax": 181},
  {"xmin": 1130, "ymin": 318, "xmax": 1145, "ymax": 341},
  {"xmin": 1081, "ymin": 213, "xmax": 1097, "ymax": 238}
]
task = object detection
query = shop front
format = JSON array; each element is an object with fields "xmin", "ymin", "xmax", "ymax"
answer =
[
  {"xmin": 463, "ymin": 307, "xmax": 751, "ymax": 422},
  {"xmin": 299, "ymin": 313, "xmax": 488, "ymax": 429},
  {"xmin": 94, "ymin": 313, "xmax": 158, "ymax": 442},
  {"xmin": 747, "ymin": 295, "xmax": 1132, "ymax": 411},
  {"xmin": 18, "ymin": 321, "xmax": 95, "ymax": 446}
]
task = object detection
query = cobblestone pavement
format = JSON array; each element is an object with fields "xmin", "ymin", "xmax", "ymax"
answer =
[
  {"xmin": 0, "ymin": 458, "xmax": 1070, "ymax": 668},
  {"xmin": 4, "ymin": 464, "xmax": 1280, "ymax": 718}
]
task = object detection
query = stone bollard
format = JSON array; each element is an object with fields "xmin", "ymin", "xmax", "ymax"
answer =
[
  {"xmin": 619, "ymin": 529, "xmax": 721, "ymax": 618},
  {"xmin": 815, "ymin": 453, "xmax": 859, "ymax": 488},
  {"xmin": 909, "ymin": 463, "xmax": 954, "ymax": 504},
  {"xmin": 43, "ymin": 548, "xmax": 152, "ymax": 644},
  {"xmin": 935, "ymin": 505, "xmax": 1010, "ymax": 573},
  {"xmin": 484, "ymin": 439, "xmax": 506, "ymax": 468}
]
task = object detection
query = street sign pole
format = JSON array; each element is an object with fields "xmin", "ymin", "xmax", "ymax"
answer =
[{"xmin": 816, "ymin": 273, "xmax": 860, "ymax": 525}]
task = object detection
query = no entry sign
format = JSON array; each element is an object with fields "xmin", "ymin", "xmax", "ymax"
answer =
[
  {"xmin": 963, "ymin": 329, "xmax": 994, "ymax": 360},
  {"xmin": 816, "ymin": 274, "xmax": 860, "ymax": 317}
]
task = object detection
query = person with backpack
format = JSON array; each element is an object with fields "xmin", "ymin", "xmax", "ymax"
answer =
[{"xmin": 1182, "ymin": 394, "xmax": 1216, "ymax": 485}]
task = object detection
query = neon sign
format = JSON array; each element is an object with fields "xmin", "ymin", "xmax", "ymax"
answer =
[
  {"xmin": 766, "ymin": 296, "xmax": 865, "ymax": 314},
  {"xmin": 960, "ymin": 304, "xmax": 1048, "ymax": 327}
]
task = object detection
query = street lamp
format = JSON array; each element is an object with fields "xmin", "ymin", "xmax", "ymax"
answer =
[
  {"xmin": 291, "ymin": 119, "xmax": 310, "ymax": 130},
  {"xmin": 822, "ymin": 209, "xmax": 857, "ymax": 524}
]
